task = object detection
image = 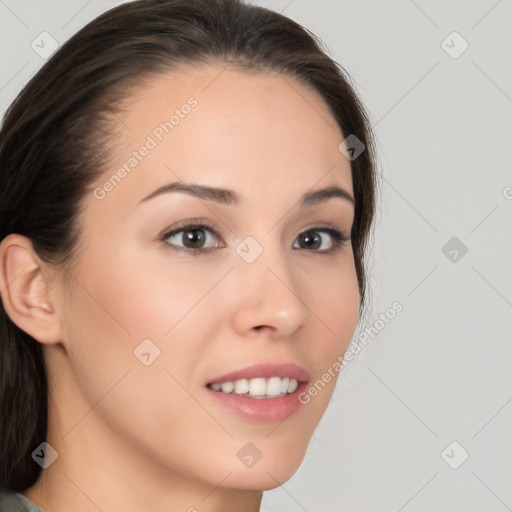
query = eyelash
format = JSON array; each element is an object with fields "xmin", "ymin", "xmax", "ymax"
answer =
[{"xmin": 161, "ymin": 221, "xmax": 351, "ymax": 256}]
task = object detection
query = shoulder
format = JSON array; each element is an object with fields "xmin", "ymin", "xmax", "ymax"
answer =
[{"xmin": 0, "ymin": 491, "xmax": 45, "ymax": 512}]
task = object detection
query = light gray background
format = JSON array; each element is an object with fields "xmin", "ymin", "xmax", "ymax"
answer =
[{"xmin": 1, "ymin": 1, "xmax": 511, "ymax": 511}]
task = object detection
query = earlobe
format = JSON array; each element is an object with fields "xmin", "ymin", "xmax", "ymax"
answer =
[{"xmin": 0, "ymin": 234, "xmax": 63, "ymax": 344}]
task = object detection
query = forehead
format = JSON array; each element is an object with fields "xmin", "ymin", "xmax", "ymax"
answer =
[{"xmin": 90, "ymin": 64, "xmax": 353, "ymax": 214}]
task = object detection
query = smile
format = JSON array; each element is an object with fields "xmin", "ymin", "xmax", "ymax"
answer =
[
  {"xmin": 205, "ymin": 363, "xmax": 310, "ymax": 422},
  {"xmin": 207, "ymin": 376, "xmax": 299, "ymax": 398}
]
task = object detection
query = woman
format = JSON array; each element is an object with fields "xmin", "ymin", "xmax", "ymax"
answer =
[{"xmin": 0, "ymin": 0, "xmax": 377, "ymax": 510}]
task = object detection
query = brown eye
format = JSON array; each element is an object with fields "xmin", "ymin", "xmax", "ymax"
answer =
[
  {"xmin": 162, "ymin": 222, "xmax": 224, "ymax": 254},
  {"xmin": 292, "ymin": 227, "xmax": 350, "ymax": 253},
  {"xmin": 297, "ymin": 230, "xmax": 323, "ymax": 250},
  {"xmin": 181, "ymin": 228, "xmax": 207, "ymax": 249}
]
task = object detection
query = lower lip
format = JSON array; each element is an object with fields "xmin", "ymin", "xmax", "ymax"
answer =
[{"xmin": 205, "ymin": 382, "xmax": 308, "ymax": 422}]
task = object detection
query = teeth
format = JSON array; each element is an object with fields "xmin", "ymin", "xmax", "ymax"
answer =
[
  {"xmin": 287, "ymin": 378, "xmax": 298, "ymax": 393},
  {"xmin": 267, "ymin": 377, "xmax": 283, "ymax": 396},
  {"xmin": 234, "ymin": 379, "xmax": 249, "ymax": 394},
  {"xmin": 209, "ymin": 377, "xmax": 299, "ymax": 398},
  {"xmin": 221, "ymin": 381, "xmax": 234, "ymax": 393},
  {"xmin": 248, "ymin": 377, "xmax": 266, "ymax": 396}
]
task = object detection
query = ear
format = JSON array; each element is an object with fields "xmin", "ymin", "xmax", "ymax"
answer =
[{"xmin": 0, "ymin": 234, "xmax": 63, "ymax": 344}]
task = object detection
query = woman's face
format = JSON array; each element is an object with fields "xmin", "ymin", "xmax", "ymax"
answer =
[{"xmin": 50, "ymin": 64, "xmax": 359, "ymax": 492}]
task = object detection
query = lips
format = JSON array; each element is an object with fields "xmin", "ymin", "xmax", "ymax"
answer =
[{"xmin": 204, "ymin": 363, "xmax": 310, "ymax": 422}]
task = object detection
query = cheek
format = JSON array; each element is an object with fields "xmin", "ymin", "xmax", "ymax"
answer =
[
  {"xmin": 59, "ymin": 252, "xmax": 232, "ymax": 475},
  {"xmin": 71, "ymin": 241, "xmax": 226, "ymax": 338},
  {"xmin": 62, "ymin": 241, "xmax": 231, "ymax": 391},
  {"xmin": 306, "ymin": 255, "xmax": 360, "ymax": 348},
  {"xmin": 299, "ymin": 256, "xmax": 360, "ymax": 401}
]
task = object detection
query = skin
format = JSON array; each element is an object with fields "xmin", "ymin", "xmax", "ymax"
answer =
[{"xmin": 0, "ymin": 64, "xmax": 359, "ymax": 512}]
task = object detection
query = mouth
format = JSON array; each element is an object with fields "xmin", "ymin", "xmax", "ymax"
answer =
[
  {"xmin": 205, "ymin": 363, "xmax": 310, "ymax": 422},
  {"xmin": 207, "ymin": 376, "xmax": 299, "ymax": 398}
]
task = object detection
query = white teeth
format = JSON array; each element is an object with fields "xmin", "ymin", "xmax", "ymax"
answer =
[
  {"xmin": 209, "ymin": 377, "xmax": 299, "ymax": 398},
  {"xmin": 249, "ymin": 378, "xmax": 266, "ymax": 396},
  {"xmin": 287, "ymin": 378, "xmax": 298, "ymax": 393},
  {"xmin": 234, "ymin": 379, "xmax": 249, "ymax": 394},
  {"xmin": 266, "ymin": 377, "xmax": 283, "ymax": 396},
  {"xmin": 221, "ymin": 381, "xmax": 234, "ymax": 393}
]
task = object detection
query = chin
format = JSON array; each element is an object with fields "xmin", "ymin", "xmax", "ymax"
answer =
[{"xmin": 223, "ymin": 444, "xmax": 308, "ymax": 491}]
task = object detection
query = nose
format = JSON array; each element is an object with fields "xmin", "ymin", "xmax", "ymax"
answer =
[{"xmin": 229, "ymin": 240, "xmax": 309, "ymax": 339}]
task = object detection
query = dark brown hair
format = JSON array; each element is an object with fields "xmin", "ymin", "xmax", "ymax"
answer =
[{"xmin": 0, "ymin": 0, "xmax": 377, "ymax": 492}]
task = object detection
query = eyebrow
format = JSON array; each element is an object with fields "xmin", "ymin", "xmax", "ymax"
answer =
[{"xmin": 138, "ymin": 182, "xmax": 355, "ymax": 207}]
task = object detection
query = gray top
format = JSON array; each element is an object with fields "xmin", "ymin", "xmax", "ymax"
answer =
[{"xmin": 0, "ymin": 491, "xmax": 45, "ymax": 512}]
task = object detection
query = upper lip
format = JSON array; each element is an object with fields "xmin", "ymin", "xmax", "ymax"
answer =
[{"xmin": 206, "ymin": 363, "xmax": 310, "ymax": 385}]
